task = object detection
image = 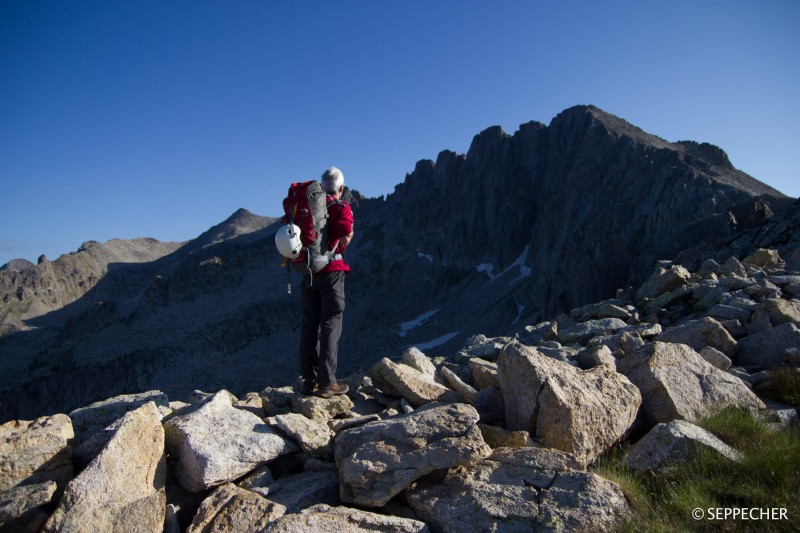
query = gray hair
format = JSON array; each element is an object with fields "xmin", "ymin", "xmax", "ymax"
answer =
[{"xmin": 321, "ymin": 167, "xmax": 345, "ymax": 194}]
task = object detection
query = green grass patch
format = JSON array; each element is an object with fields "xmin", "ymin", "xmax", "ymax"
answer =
[
  {"xmin": 593, "ymin": 408, "xmax": 800, "ymax": 532},
  {"xmin": 755, "ymin": 367, "xmax": 800, "ymax": 406}
]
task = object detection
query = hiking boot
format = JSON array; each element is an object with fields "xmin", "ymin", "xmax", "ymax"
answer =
[{"xmin": 317, "ymin": 382, "xmax": 349, "ymax": 398}]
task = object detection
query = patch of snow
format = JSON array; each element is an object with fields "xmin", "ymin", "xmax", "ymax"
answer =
[
  {"xmin": 398, "ymin": 308, "xmax": 441, "ymax": 337},
  {"xmin": 476, "ymin": 263, "xmax": 496, "ymax": 279},
  {"xmin": 416, "ymin": 251, "xmax": 434, "ymax": 263},
  {"xmin": 477, "ymin": 246, "xmax": 532, "ymax": 285},
  {"xmin": 507, "ymin": 246, "xmax": 532, "ymax": 286},
  {"xmin": 413, "ymin": 331, "xmax": 460, "ymax": 351}
]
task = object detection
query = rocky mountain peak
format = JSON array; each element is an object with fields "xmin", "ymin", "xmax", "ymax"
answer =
[
  {"xmin": 0, "ymin": 258, "xmax": 34, "ymax": 272},
  {"xmin": 193, "ymin": 208, "xmax": 278, "ymax": 249}
]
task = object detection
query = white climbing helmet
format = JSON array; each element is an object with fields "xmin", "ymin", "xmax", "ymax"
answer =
[{"xmin": 275, "ymin": 224, "xmax": 303, "ymax": 259}]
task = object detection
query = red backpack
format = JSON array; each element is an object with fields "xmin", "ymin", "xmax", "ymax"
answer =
[{"xmin": 279, "ymin": 181, "xmax": 340, "ymax": 276}]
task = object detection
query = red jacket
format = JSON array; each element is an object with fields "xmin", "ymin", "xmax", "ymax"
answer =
[{"xmin": 320, "ymin": 196, "xmax": 353, "ymax": 273}]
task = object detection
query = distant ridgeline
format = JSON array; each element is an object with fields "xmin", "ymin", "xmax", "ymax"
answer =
[{"xmin": 0, "ymin": 104, "xmax": 797, "ymax": 422}]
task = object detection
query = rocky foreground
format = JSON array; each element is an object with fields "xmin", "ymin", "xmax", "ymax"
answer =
[{"xmin": 1, "ymin": 247, "xmax": 798, "ymax": 532}]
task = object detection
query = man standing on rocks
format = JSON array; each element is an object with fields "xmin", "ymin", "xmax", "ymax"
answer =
[{"xmin": 299, "ymin": 167, "xmax": 354, "ymax": 398}]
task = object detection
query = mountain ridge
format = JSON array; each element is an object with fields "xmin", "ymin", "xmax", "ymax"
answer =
[{"xmin": 0, "ymin": 104, "xmax": 796, "ymax": 422}]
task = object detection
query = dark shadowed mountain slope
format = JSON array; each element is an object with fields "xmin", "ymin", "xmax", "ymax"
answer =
[
  {"xmin": 0, "ymin": 238, "xmax": 184, "ymax": 335},
  {"xmin": 0, "ymin": 105, "xmax": 794, "ymax": 422}
]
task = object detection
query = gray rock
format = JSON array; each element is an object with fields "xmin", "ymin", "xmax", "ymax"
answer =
[
  {"xmin": 625, "ymin": 420, "xmax": 743, "ymax": 471},
  {"xmin": 407, "ymin": 459, "xmax": 540, "ymax": 531},
  {"xmin": 694, "ymin": 284, "xmax": 729, "ymax": 310},
  {"xmin": 768, "ymin": 275, "xmax": 800, "ymax": 287},
  {"xmin": 558, "ymin": 318, "xmax": 628, "ymax": 345},
  {"xmin": 699, "ymin": 346, "xmax": 733, "ymax": 371},
  {"xmin": 468, "ymin": 358, "xmax": 500, "ymax": 390},
  {"xmin": 575, "ymin": 345, "xmax": 616, "ymax": 370},
  {"xmin": 758, "ymin": 298, "xmax": 800, "ymax": 327},
  {"xmin": 335, "ymin": 403, "xmax": 491, "ymax": 507},
  {"xmin": 474, "ymin": 385, "xmax": 505, "ymax": 424},
  {"xmin": 408, "ymin": 446, "xmax": 628, "ymax": 533},
  {"xmin": 746, "ymin": 311, "xmax": 774, "ymax": 336},
  {"xmin": 743, "ymin": 248, "xmax": 783, "ymax": 268},
  {"xmin": 369, "ymin": 357, "xmax": 462, "ymax": 408},
  {"xmin": 516, "ymin": 321, "xmax": 557, "ymax": 345},
  {"xmin": 718, "ymin": 276, "xmax": 754, "ymax": 291},
  {"xmin": 618, "ymin": 342, "xmax": 766, "ymax": 424},
  {"xmin": 698, "ymin": 259, "xmax": 720, "ymax": 279},
  {"xmin": 737, "ymin": 323, "xmax": 800, "ymax": 367},
  {"xmin": 537, "ymin": 470, "xmax": 632, "ymax": 532},
  {"xmin": 407, "ymin": 447, "xmax": 588, "ymax": 533},
  {"xmin": 588, "ymin": 331, "xmax": 644, "ymax": 355},
  {"xmin": 656, "ymin": 317, "xmax": 738, "ymax": 356},
  {"xmin": 718, "ymin": 292, "xmax": 759, "ymax": 309},
  {"xmin": 260, "ymin": 386, "xmax": 297, "ymax": 416},
  {"xmin": 249, "ymin": 471, "xmax": 339, "ymax": 514},
  {"xmin": 535, "ymin": 345, "xmax": 572, "ymax": 363},
  {"xmin": 271, "ymin": 413, "xmax": 333, "ymax": 457},
  {"xmin": 643, "ymin": 283, "xmax": 698, "ymax": 316},
  {"xmin": 69, "ymin": 391, "xmax": 170, "ymax": 446},
  {"xmin": 234, "ymin": 391, "xmax": 266, "ymax": 417},
  {"xmin": 329, "ymin": 414, "xmax": 381, "ymax": 432},
  {"xmin": 498, "ymin": 342, "xmax": 641, "ymax": 466},
  {"xmin": 401, "ymin": 347, "xmax": 438, "ymax": 379},
  {"xmin": 400, "ymin": 398, "xmax": 415, "ymax": 414},
  {"xmin": 0, "ymin": 481, "xmax": 57, "ymax": 526},
  {"xmin": 187, "ymin": 483, "xmax": 286, "ymax": 533},
  {"xmin": 576, "ymin": 302, "xmax": 632, "ymax": 322},
  {"xmin": 709, "ymin": 304, "xmax": 752, "ymax": 322},
  {"xmin": 635, "ymin": 264, "xmax": 692, "ymax": 303},
  {"xmin": 744, "ymin": 279, "xmax": 782, "ymax": 300},
  {"xmin": 263, "ymin": 504, "xmax": 429, "ymax": 532},
  {"xmin": 720, "ymin": 256, "xmax": 748, "ymax": 278},
  {"xmin": 771, "ymin": 406, "xmax": 800, "ymax": 430},
  {"xmin": 0, "ymin": 414, "xmax": 73, "ymax": 494},
  {"xmin": 457, "ymin": 334, "xmax": 511, "ymax": 361},
  {"xmin": 164, "ymin": 391, "xmax": 294, "ymax": 492},
  {"xmin": 440, "ymin": 366, "xmax": 478, "ymax": 404},
  {"xmin": 238, "ymin": 465, "xmax": 274, "ymax": 490},
  {"xmin": 164, "ymin": 504, "xmax": 180, "ymax": 533},
  {"xmin": 43, "ymin": 402, "xmax": 166, "ymax": 533},
  {"xmin": 291, "ymin": 394, "xmax": 354, "ymax": 422},
  {"xmin": 478, "ymin": 424, "xmax": 531, "ymax": 448},
  {"xmin": 720, "ymin": 319, "xmax": 747, "ymax": 338},
  {"xmin": 489, "ymin": 446, "xmax": 583, "ymax": 472}
]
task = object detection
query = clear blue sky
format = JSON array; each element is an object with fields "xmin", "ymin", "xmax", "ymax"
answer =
[{"xmin": 1, "ymin": 1, "xmax": 798, "ymax": 265}]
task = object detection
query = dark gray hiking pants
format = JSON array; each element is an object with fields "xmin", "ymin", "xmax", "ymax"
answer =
[{"xmin": 299, "ymin": 270, "xmax": 345, "ymax": 387}]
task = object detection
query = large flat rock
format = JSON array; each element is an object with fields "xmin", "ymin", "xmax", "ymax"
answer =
[
  {"xmin": 407, "ymin": 447, "xmax": 629, "ymax": 532},
  {"xmin": 335, "ymin": 403, "xmax": 490, "ymax": 507},
  {"xmin": 164, "ymin": 391, "xmax": 294, "ymax": 492}
]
